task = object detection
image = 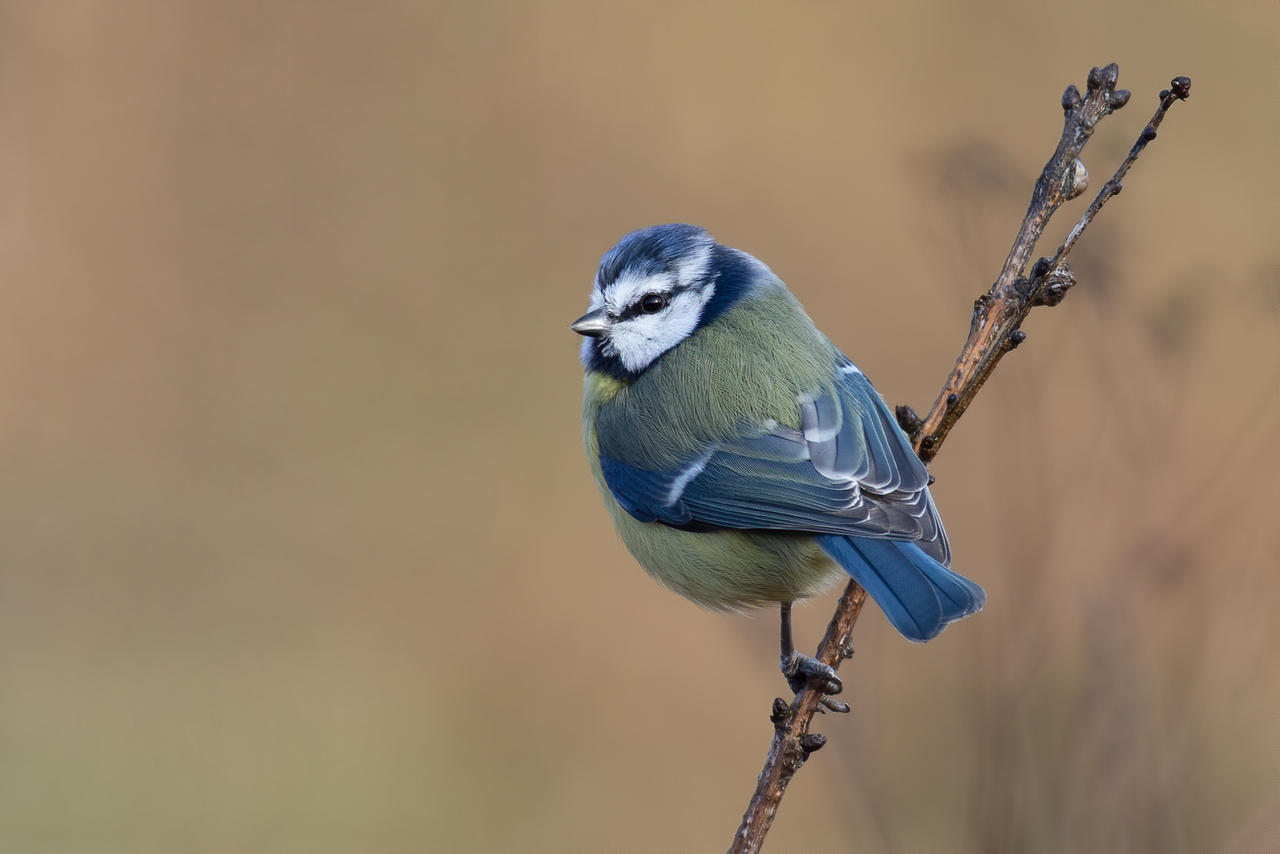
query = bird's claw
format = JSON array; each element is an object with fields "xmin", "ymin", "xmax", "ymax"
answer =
[
  {"xmin": 782, "ymin": 651, "xmax": 844, "ymax": 698},
  {"xmin": 818, "ymin": 696, "xmax": 851, "ymax": 714}
]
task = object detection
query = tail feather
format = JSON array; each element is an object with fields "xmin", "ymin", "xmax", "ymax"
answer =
[{"xmin": 815, "ymin": 535, "xmax": 985, "ymax": 642}]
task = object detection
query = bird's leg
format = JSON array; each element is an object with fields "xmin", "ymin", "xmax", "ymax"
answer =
[{"xmin": 779, "ymin": 602, "xmax": 848, "ymax": 712}]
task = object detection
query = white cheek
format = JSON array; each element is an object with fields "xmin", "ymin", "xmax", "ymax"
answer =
[
  {"xmin": 609, "ymin": 316, "xmax": 677, "ymax": 372},
  {"xmin": 608, "ymin": 289, "xmax": 711, "ymax": 372}
]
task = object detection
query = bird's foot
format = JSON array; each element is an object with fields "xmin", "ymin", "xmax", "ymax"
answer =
[{"xmin": 781, "ymin": 652, "xmax": 850, "ymax": 713}]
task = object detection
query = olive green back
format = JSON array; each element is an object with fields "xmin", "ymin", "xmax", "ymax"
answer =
[{"xmin": 591, "ymin": 278, "xmax": 836, "ymax": 469}]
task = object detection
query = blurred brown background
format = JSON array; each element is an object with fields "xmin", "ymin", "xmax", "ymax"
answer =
[{"xmin": 1, "ymin": 2, "xmax": 1277, "ymax": 852}]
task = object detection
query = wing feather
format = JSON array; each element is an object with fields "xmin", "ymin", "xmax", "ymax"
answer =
[{"xmin": 598, "ymin": 354, "xmax": 951, "ymax": 563}]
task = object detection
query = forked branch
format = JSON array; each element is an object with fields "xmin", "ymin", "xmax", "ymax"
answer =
[{"xmin": 728, "ymin": 64, "xmax": 1191, "ymax": 854}]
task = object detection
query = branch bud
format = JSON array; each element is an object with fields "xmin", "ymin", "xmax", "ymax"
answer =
[
  {"xmin": 1065, "ymin": 158, "xmax": 1090, "ymax": 200},
  {"xmin": 1062, "ymin": 84, "xmax": 1082, "ymax": 112}
]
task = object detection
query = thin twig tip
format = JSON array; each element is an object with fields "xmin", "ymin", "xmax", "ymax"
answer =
[{"xmin": 1086, "ymin": 63, "xmax": 1120, "ymax": 92}]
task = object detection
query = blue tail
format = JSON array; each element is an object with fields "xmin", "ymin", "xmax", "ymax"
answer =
[{"xmin": 815, "ymin": 535, "xmax": 985, "ymax": 642}]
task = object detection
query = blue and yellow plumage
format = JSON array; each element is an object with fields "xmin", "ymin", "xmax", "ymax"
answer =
[{"xmin": 574, "ymin": 224, "xmax": 983, "ymax": 697}]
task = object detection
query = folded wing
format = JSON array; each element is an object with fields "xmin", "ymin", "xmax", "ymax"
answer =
[{"xmin": 600, "ymin": 357, "xmax": 951, "ymax": 565}]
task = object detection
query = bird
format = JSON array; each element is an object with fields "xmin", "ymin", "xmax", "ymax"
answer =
[{"xmin": 572, "ymin": 224, "xmax": 984, "ymax": 706}]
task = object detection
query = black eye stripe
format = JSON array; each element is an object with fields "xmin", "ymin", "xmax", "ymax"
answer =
[{"xmin": 614, "ymin": 286, "xmax": 692, "ymax": 321}]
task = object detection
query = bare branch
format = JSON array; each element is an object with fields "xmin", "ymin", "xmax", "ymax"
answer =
[
  {"xmin": 1049, "ymin": 76, "xmax": 1192, "ymax": 271},
  {"xmin": 730, "ymin": 583, "xmax": 867, "ymax": 853},
  {"xmin": 910, "ymin": 62, "xmax": 1131, "ymax": 463},
  {"xmin": 728, "ymin": 64, "xmax": 1191, "ymax": 854}
]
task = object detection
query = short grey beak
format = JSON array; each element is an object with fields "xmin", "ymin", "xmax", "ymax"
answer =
[{"xmin": 570, "ymin": 308, "xmax": 611, "ymax": 337}]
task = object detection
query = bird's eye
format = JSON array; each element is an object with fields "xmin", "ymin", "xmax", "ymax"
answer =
[{"xmin": 640, "ymin": 293, "xmax": 669, "ymax": 314}]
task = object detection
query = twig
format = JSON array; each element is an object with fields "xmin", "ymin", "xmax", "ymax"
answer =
[
  {"xmin": 1049, "ymin": 76, "xmax": 1193, "ymax": 270},
  {"xmin": 730, "ymin": 583, "xmax": 867, "ymax": 852},
  {"xmin": 727, "ymin": 64, "xmax": 1190, "ymax": 854}
]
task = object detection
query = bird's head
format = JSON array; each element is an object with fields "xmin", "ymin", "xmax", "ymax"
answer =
[{"xmin": 572, "ymin": 224, "xmax": 759, "ymax": 378}]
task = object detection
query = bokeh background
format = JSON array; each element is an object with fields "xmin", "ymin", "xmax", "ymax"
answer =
[{"xmin": 2, "ymin": 2, "xmax": 1277, "ymax": 852}]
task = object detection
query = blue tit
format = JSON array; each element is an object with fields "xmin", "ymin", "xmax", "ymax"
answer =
[{"xmin": 572, "ymin": 224, "xmax": 984, "ymax": 701}]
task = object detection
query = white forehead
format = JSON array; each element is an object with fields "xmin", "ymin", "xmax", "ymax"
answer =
[
  {"xmin": 600, "ymin": 271, "xmax": 672, "ymax": 313},
  {"xmin": 593, "ymin": 240, "xmax": 714, "ymax": 312}
]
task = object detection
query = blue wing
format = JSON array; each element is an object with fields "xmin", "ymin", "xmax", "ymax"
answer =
[
  {"xmin": 598, "ymin": 357, "xmax": 984, "ymax": 640},
  {"xmin": 600, "ymin": 358, "xmax": 949, "ymax": 562}
]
